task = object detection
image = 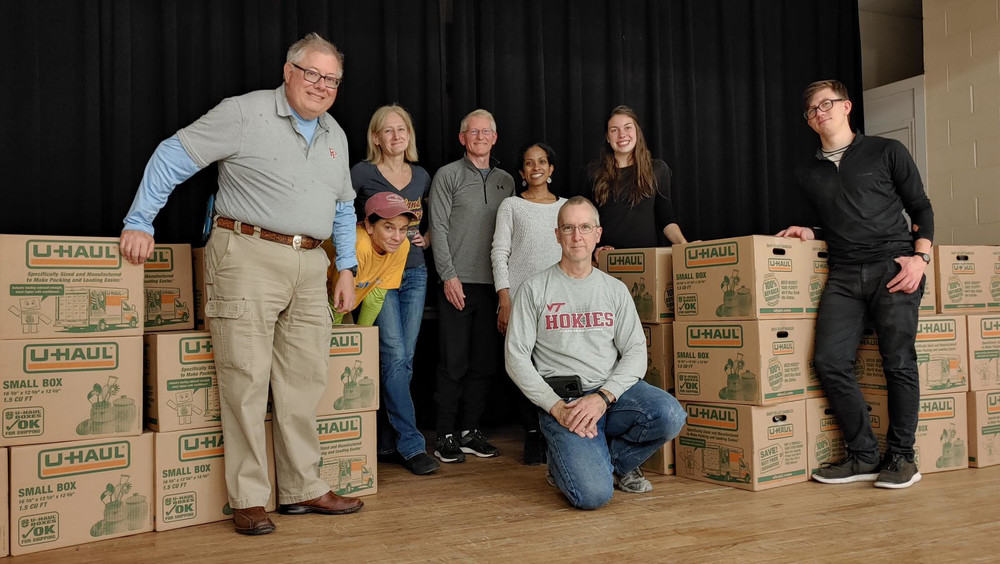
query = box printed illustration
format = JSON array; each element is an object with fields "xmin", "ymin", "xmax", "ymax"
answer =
[
  {"xmin": 967, "ymin": 390, "xmax": 1000, "ymax": 467},
  {"xmin": 967, "ymin": 315, "xmax": 1000, "ymax": 391},
  {"xmin": 1, "ymin": 235, "xmax": 144, "ymax": 339},
  {"xmin": 314, "ymin": 412, "xmax": 377, "ymax": 497},
  {"xmin": 154, "ymin": 422, "xmax": 276, "ymax": 530},
  {"xmin": 317, "ymin": 326, "xmax": 379, "ymax": 416},
  {"xmin": 144, "ymin": 332, "xmax": 221, "ymax": 432},
  {"xmin": 9, "ymin": 433, "xmax": 154, "ymax": 556},
  {"xmin": 914, "ymin": 392, "xmax": 968, "ymax": 474},
  {"xmin": 0, "ymin": 337, "xmax": 142, "ymax": 446},
  {"xmin": 143, "ymin": 244, "xmax": 194, "ymax": 331},
  {"xmin": 854, "ymin": 316, "xmax": 968, "ymax": 396},
  {"xmin": 598, "ymin": 247, "xmax": 673, "ymax": 323}
]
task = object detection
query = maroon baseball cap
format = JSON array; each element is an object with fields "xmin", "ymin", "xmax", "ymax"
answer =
[{"xmin": 365, "ymin": 192, "xmax": 416, "ymax": 220}]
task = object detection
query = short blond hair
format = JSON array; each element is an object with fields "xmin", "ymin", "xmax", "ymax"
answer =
[
  {"xmin": 365, "ymin": 105, "xmax": 419, "ymax": 165},
  {"xmin": 286, "ymin": 32, "xmax": 344, "ymax": 68},
  {"xmin": 459, "ymin": 109, "xmax": 497, "ymax": 134}
]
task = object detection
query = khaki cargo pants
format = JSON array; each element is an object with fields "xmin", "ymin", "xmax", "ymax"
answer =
[{"xmin": 205, "ymin": 228, "xmax": 332, "ymax": 508}]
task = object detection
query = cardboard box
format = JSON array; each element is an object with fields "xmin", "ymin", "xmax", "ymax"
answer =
[
  {"xmin": 920, "ymin": 265, "xmax": 937, "ymax": 315},
  {"xmin": 1, "ymin": 447, "xmax": 7, "ymax": 557},
  {"xmin": 154, "ymin": 422, "xmax": 276, "ymax": 531},
  {"xmin": 854, "ymin": 315, "xmax": 969, "ymax": 396},
  {"xmin": 191, "ymin": 247, "xmax": 207, "ymax": 331},
  {"xmin": 316, "ymin": 326, "xmax": 380, "ymax": 416},
  {"xmin": 934, "ymin": 245, "xmax": 1000, "ymax": 314},
  {"xmin": 967, "ymin": 390, "xmax": 1000, "ymax": 468},
  {"xmin": 967, "ymin": 315, "xmax": 1000, "ymax": 391},
  {"xmin": 675, "ymin": 400, "xmax": 807, "ymax": 491},
  {"xmin": 144, "ymin": 332, "xmax": 221, "ymax": 432},
  {"xmin": 598, "ymin": 248, "xmax": 673, "ymax": 323},
  {"xmin": 143, "ymin": 244, "xmax": 194, "ymax": 332},
  {"xmin": 9, "ymin": 433, "xmax": 154, "ymax": 556},
  {"xmin": 314, "ymin": 412, "xmax": 377, "ymax": 497},
  {"xmin": 799, "ymin": 239, "xmax": 829, "ymax": 316},
  {"xmin": 806, "ymin": 396, "xmax": 889, "ymax": 474},
  {"xmin": 0, "ymin": 336, "xmax": 143, "ymax": 446},
  {"xmin": 673, "ymin": 236, "xmax": 817, "ymax": 321},
  {"xmin": 673, "ymin": 319, "xmax": 814, "ymax": 405},
  {"xmin": 914, "ymin": 392, "xmax": 968, "ymax": 473},
  {"xmin": 641, "ymin": 440, "xmax": 674, "ymax": 476},
  {"xmin": 1, "ymin": 235, "xmax": 144, "ymax": 340},
  {"xmin": 643, "ymin": 323, "xmax": 673, "ymax": 394}
]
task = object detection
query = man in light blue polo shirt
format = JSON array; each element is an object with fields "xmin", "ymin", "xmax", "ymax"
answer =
[{"xmin": 120, "ymin": 33, "xmax": 363, "ymax": 535}]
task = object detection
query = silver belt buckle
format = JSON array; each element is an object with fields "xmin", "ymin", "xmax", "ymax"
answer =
[{"xmin": 291, "ymin": 235, "xmax": 303, "ymax": 251}]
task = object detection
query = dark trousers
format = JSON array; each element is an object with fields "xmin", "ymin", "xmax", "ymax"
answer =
[
  {"xmin": 434, "ymin": 282, "xmax": 499, "ymax": 436},
  {"xmin": 814, "ymin": 258, "xmax": 924, "ymax": 462}
]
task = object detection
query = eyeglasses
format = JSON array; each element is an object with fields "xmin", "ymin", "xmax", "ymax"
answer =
[
  {"xmin": 803, "ymin": 98, "xmax": 845, "ymax": 120},
  {"xmin": 559, "ymin": 224, "xmax": 597, "ymax": 235},
  {"xmin": 464, "ymin": 128, "xmax": 494, "ymax": 137},
  {"xmin": 291, "ymin": 63, "xmax": 342, "ymax": 90}
]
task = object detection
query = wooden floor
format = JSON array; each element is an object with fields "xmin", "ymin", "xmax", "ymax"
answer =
[{"xmin": 10, "ymin": 425, "xmax": 1000, "ymax": 563}]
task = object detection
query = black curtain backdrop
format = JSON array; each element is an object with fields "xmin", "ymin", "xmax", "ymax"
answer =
[{"xmin": 0, "ymin": 0, "xmax": 861, "ymax": 245}]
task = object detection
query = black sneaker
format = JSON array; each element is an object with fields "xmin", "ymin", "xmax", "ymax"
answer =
[
  {"xmin": 459, "ymin": 429, "xmax": 500, "ymax": 458},
  {"xmin": 812, "ymin": 453, "xmax": 880, "ymax": 484},
  {"xmin": 522, "ymin": 430, "xmax": 547, "ymax": 466},
  {"xmin": 434, "ymin": 434, "xmax": 467, "ymax": 463},
  {"xmin": 874, "ymin": 453, "xmax": 922, "ymax": 489},
  {"xmin": 403, "ymin": 452, "xmax": 440, "ymax": 475}
]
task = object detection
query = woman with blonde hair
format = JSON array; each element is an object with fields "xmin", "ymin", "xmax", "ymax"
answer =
[{"xmin": 351, "ymin": 104, "xmax": 437, "ymax": 475}]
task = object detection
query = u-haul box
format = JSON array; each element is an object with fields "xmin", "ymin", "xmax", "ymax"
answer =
[
  {"xmin": 673, "ymin": 236, "xmax": 817, "ymax": 321},
  {"xmin": 968, "ymin": 390, "xmax": 1000, "ymax": 468},
  {"xmin": 854, "ymin": 316, "xmax": 968, "ymax": 396},
  {"xmin": 599, "ymin": 248, "xmax": 673, "ymax": 323},
  {"xmin": 1, "ymin": 447, "xmax": 7, "ymax": 557},
  {"xmin": 143, "ymin": 244, "xmax": 194, "ymax": 332},
  {"xmin": 144, "ymin": 332, "xmax": 221, "ymax": 432},
  {"xmin": 1, "ymin": 235, "xmax": 144, "ymax": 340},
  {"xmin": 806, "ymin": 396, "xmax": 889, "ymax": 474},
  {"xmin": 314, "ymin": 412, "xmax": 377, "ymax": 497},
  {"xmin": 642, "ymin": 440, "xmax": 674, "ymax": 476},
  {"xmin": 675, "ymin": 400, "xmax": 807, "ymax": 491},
  {"xmin": 9, "ymin": 433, "xmax": 154, "ymax": 556},
  {"xmin": 643, "ymin": 323, "xmax": 674, "ymax": 394},
  {"xmin": 673, "ymin": 319, "xmax": 813, "ymax": 405},
  {"xmin": 154, "ymin": 422, "xmax": 276, "ymax": 531},
  {"xmin": 317, "ymin": 326, "xmax": 379, "ymax": 416},
  {"xmin": 914, "ymin": 392, "xmax": 968, "ymax": 474},
  {"xmin": 934, "ymin": 245, "xmax": 1000, "ymax": 314},
  {"xmin": 967, "ymin": 315, "xmax": 1000, "ymax": 391},
  {"xmin": 0, "ymin": 336, "xmax": 142, "ymax": 446}
]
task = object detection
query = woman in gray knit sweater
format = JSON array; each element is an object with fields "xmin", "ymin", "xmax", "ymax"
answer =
[{"xmin": 491, "ymin": 142, "xmax": 566, "ymax": 465}]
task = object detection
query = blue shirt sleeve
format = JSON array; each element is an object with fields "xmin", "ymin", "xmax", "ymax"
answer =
[
  {"xmin": 122, "ymin": 135, "xmax": 203, "ymax": 235},
  {"xmin": 332, "ymin": 200, "xmax": 358, "ymax": 272}
]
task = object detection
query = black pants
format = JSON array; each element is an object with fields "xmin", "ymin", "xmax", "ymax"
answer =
[
  {"xmin": 434, "ymin": 283, "xmax": 500, "ymax": 437},
  {"xmin": 814, "ymin": 258, "xmax": 924, "ymax": 462}
]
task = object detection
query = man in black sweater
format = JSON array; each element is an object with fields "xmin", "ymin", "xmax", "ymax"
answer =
[{"xmin": 779, "ymin": 79, "xmax": 934, "ymax": 489}]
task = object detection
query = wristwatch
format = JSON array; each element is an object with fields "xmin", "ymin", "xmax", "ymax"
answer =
[
  {"xmin": 915, "ymin": 252, "xmax": 931, "ymax": 264},
  {"xmin": 347, "ymin": 266, "xmax": 359, "ymax": 276}
]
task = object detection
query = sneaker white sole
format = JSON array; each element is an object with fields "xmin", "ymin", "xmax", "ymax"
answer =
[
  {"xmin": 433, "ymin": 450, "xmax": 465, "ymax": 463},
  {"xmin": 874, "ymin": 472, "xmax": 922, "ymax": 489},
  {"xmin": 811, "ymin": 472, "xmax": 879, "ymax": 484},
  {"xmin": 459, "ymin": 446, "xmax": 499, "ymax": 458}
]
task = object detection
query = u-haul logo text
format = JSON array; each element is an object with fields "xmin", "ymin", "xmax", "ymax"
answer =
[
  {"xmin": 686, "ymin": 325, "xmax": 742, "ymax": 348},
  {"xmin": 772, "ymin": 341, "xmax": 794, "ymax": 356},
  {"xmin": 952, "ymin": 262, "xmax": 975, "ymax": 275},
  {"xmin": 39, "ymin": 441, "xmax": 130, "ymax": 478},
  {"xmin": 768, "ymin": 258, "xmax": 792, "ymax": 272},
  {"xmin": 606, "ymin": 253, "xmax": 644, "ymax": 273},
  {"xmin": 987, "ymin": 393, "xmax": 1000, "ymax": 415},
  {"xmin": 684, "ymin": 242, "xmax": 739, "ymax": 268},
  {"xmin": 317, "ymin": 416, "xmax": 362, "ymax": 442},
  {"xmin": 179, "ymin": 337, "xmax": 214, "ymax": 365},
  {"xmin": 179, "ymin": 431, "xmax": 225, "ymax": 461},
  {"xmin": 916, "ymin": 319, "xmax": 956, "ymax": 342},
  {"xmin": 24, "ymin": 342, "xmax": 118, "ymax": 373},
  {"xmin": 919, "ymin": 397, "xmax": 956, "ymax": 421},
  {"xmin": 686, "ymin": 404, "xmax": 738, "ymax": 431},
  {"xmin": 330, "ymin": 332, "xmax": 362, "ymax": 356},
  {"xmin": 143, "ymin": 247, "xmax": 175, "ymax": 272},
  {"xmin": 26, "ymin": 240, "xmax": 122, "ymax": 269},
  {"xmin": 981, "ymin": 319, "xmax": 1000, "ymax": 339},
  {"xmin": 768, "ymin": 423, "xmax": 793, "ymax": 440}
]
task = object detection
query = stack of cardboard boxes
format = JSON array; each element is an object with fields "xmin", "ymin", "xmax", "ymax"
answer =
[
  {"xmin": 668, "ymin": 236, "xmax": 827, "ymax": 490},
  {"xmin": 0, "ymin": 235, "xmax": 149, "ymax": 556},
  {"xmin": 599, "ymin": 248, "xmax": 675, "ymax": 475}
]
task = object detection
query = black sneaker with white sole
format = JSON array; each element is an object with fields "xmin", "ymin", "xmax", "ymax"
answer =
[
  {"xmin": 459, "ymin": 429, "xmax": 499, "ymax": 458},
  {"xmin": 812, "ymin": 453, "xmax": 880, "ymax": 484},
  {"xmin": 433, "ymin": 434, "xmax": 467, "ymax": 463},
  {"xmin": 874, "ymin": 453, "xmax": 921, "ymax": 489}
]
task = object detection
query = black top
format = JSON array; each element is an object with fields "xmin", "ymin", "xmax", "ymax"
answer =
[
  {"xmin": 586, "ymin": 159, "xmax": 678, "ymax": 249},
  {"xmin": 795, "ymin": 133, "xmax": 934, "ymax": 266},
  {"xmin": 351, "ymin": 161, "xmax": 432, "ymax": 269}
]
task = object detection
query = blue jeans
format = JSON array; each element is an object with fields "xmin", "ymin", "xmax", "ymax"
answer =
[
  {"xmin": 374, "ymin": 264, "xmax": 428, "ymax": 459},
  {"xmin": 538, "ymin": 381, "xmax": 686, "ymax": 510},
  {"xmin": 814, "ymin": 259, "xmax": 923, "ymax": 461}
]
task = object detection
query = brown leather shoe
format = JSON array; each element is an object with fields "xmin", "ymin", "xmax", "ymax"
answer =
[
  {"xmin": 277, "ymin": 490, "xmax": 364, "ymax": 515},
  {"xmin": 233, "ymin": 506, "xmax": 275, "ymax": 535}
]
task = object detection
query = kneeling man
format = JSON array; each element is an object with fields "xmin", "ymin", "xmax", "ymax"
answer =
[{"xmin": 505, "ymin": 196, "xmax": 686, "ymax": 509}]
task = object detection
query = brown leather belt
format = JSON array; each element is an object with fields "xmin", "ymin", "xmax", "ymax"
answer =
[{"xmin": 214, "ymin": 217, "xmax": 323, "ymax": 250}]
